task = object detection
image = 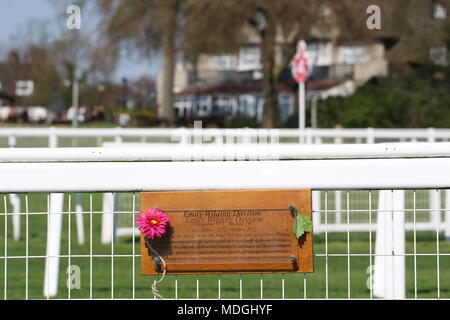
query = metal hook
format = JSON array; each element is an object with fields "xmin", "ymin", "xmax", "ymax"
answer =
[
  {"xmin": 289, "ymin": 205, "xmax": 297, "ymax": 217},
  {"xmin": 153, "ymin": 256, "xmax": 162, "ymax": 265}
]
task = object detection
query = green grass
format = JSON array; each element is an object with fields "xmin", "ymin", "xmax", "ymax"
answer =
[{"xmin": 0, "ymin": 193, "xmax": 448, "ymax": 300}]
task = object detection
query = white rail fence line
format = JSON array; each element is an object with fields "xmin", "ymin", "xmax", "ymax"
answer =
[
  {"xmin": 3, "ymin": 142, "xmax": 450, "ymax": 162},
  {"xmin": 1, "ymin": 144, "xmax": 450, "ymax": 299},
  {"xmin": 2, "ymin": 127, "xmax": 450, "ymax": 148},
  {"xmin": 4, "ymin": 143, "xmax": 450, "ymax": 239}
]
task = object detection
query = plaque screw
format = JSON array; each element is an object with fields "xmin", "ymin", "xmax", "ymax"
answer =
[
  {"xmin": 153, "ymin": 257, "xmax": 162, "ymax": 265},
  {"xmin": 289, "ymin": 205, "xmax": 297, "ymax": 217},
  {"xmin": 290, "ymin": 255, "xmax": 297, "ymax": 263}
]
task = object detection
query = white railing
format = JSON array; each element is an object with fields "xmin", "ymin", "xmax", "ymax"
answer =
[
  {"xmin": 1, "ymin": 143, "xmax": 450, "ymax": 299},
  {"xmin": 2, "ymin": 142, "xmax": 450, "ymax": 162},
  {"xmin": 2, "ymin": 146, "xmax": 450, "ymax": 192},
  {"xmin": 1, "ymin": 127, "xmax": 450, "ymax": 148}
]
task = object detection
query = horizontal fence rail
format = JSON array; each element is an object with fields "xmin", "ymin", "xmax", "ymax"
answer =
[
  {"xmin": 1, "ymin": 127, "xmax": 450, "ymax": 139},
  {"xmin": 1, "ymin": 127, "xmax": 450, "ymax": 148},
  {"xmin": 1, "ymin": 158, "xmax": 450, "ymax": 193},
  {"xmin": 1, "ymin": 142, "xmax": 450, "ymax": 162}
]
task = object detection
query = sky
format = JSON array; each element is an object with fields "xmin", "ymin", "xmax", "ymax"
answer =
[{"xmin": 0, "ymin": 0, "xmax": 161, "ymax": 81}]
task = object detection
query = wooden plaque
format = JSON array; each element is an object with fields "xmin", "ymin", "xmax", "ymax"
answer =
[{"xmin": 140, "ymin": 189, "xmax": 313, "ymax": 275}]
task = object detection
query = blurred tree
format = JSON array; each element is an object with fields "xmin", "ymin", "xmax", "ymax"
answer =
[
  {"xmin": 98, "ymin": 0, "xmax": 186, "ymax": 125},
  {"xmin": 50, "ymin": 31, "xmax": 94, "ymax": 109},
  {"xmin": 131, "ymin": 76, "xmax": 157, "ymax": 110},
  {"xmin": 90, "ymin": 43, "xmax": 119, "ymax": 84},
  {"xmin": 379, "ymin": 0, "xmax": 450, "ymax": 65},
  {"xmin": 28, "ymin": 46, "xmax": 63, "ymax": 107}
]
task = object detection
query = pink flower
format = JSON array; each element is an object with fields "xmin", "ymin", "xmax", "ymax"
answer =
[{"xmin": 136, "ymin": 208, "xmax": 170, "ymax": 239}]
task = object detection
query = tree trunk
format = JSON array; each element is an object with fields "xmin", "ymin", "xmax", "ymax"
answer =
[
  {"xmin": 159, "ymin": 0, "xmax": 177, "ymax": 126},
  {"xmin": 261, "ymin": 16, "xmax": 279, "ymax": 129}
]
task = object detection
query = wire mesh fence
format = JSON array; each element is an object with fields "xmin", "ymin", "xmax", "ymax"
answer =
[
  {"xmin": 314, "ymin": 190, "xmax": 448, "ymax": 232},
  {"xmin": 1, "ymin": 189, "xmax": 448, "ymax": 300}
]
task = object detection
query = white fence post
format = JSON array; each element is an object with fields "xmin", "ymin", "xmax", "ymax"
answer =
[
  {"xmin": 8, "ymin": 194, "xmax": 20, "ymax": 241},
  {"xmin": 312, "ymin": 191, "xmax": 321, "ymax": 228},
  {"xmin": 335, "ymin": 191, "xmax": 342, "ymax": 224},
  {"xmin": 430, "ymin": 189, "xmax": 441, "ymax": 229},
  {"xmin": 373, "ymin": 190, "xmax": 405, "ymax": 299},
  {"xmin": 101, "ymin": 192, "xmax": 115, "ymax": 244},
  {"xmin": 373, "ymin": 190, "xmax": 386, "ymax": 298},
  {"xmin": 75, "ymin": 193, "xmax": 85, "ymax": 245},
  {"xmin": 43, "ymin": 193, "xmax": 64, "ymax": 298},
  {"xmin": 8, "ymin": 134, "xmax": 16, "ymax": 148},
  {"xmin": 427, "ymin": 127, "xmax": 436, "ymax": 143},
  {"xmin": 445, "ymin": 190, "xmax": 450, "ymax": 241},
  {"xmin": 366, "ymin": 127, "xmax": 375, "ymax": 144},
  {"xmin": 7, "ymin": 135, "xmax": 20, "ymax": 242},
  {"xmin": 48, "ymin": 127, "xmax": 58, "ymax": 148},
  {"xmin": 115, "ymin": 127, "xmax": 123, "ymax": 144},
  {"xmin": 306, "ymin": 128, "xmax": 313, "ymax": 145}
]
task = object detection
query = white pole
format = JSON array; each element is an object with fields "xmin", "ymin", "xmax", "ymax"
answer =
[
  {"xmin": 335, "ymin": 190, "xmax": 342, "ymax": 224},
  {"xmin": 391, "ymin": 190, "xmax": 405, "ymax": 299},
  {"xmin": 75, "ymin": 193, "xmax": 84, "ymax": 245},
  {"xmin": 311, "ymin": 97, "xmax": 317, "ymax": 129},
  {"xmin": 430, "ymin": 189, "xmax": 441, "ymax": 229},
  {"xmin": 305, "ymin": 128, "xmax": 313, "ymax": 145},
  {"xmin": 72, "ymin": 79, "xmax": 79, "ymax": 128},
  {"xmin": 43, "ymin": 193, "xmax": 64, "ymax": 297},
  {"xmin": 43, "ymin": 128, "xmax": 63, "ymax": 297},
  {"xmin": 373, "ymin": 190, "xmax": 405, "ymax": 299},
  {"xmin": 9, "ymin": 194, "xmax": 20, "ymax": 241},
  {"xmin": 312, "ymin": 190, "xmax": 321, "ymax": 229},
  {"xmin": 373, "ymin": 190, "xmax": 386, "ymax": 298},
  {"xmin": 8, "ymin": 134, "xmax": 16, "ymax": 147},
  {"xmin": 445, "ymin": 190, "xmax": 450, "ymax": 241},
  {"xmin": 8, "ymin": 134, "xmax": 19, "ymax": 242},
  {"xmin": 101, "ymin": 192, "xmax": 115, "ymax": 244},
  {"xmin": 366, "ymin": 127, "xmax": 375, "ymax": 144},
  {"xmin": 299, "ymin": 82, "xmax": 306, "ymax": 133}
]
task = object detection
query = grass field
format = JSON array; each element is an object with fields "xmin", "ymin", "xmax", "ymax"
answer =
[{"xmin": 0, "ymin": 193, "xmax": 448, "ymax": 300}]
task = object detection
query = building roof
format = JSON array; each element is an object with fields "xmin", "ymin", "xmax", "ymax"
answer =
[
  {"xmin": 306, "ymin": 79, "xmax": 349, "ymax": 91},
  {"xmin": 177, "ymin": 81, "xmax": 296, "ymax": 96},
  {"xmin": 177, "ymin": 79, "xmax": 353, "ymax": 97}
]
